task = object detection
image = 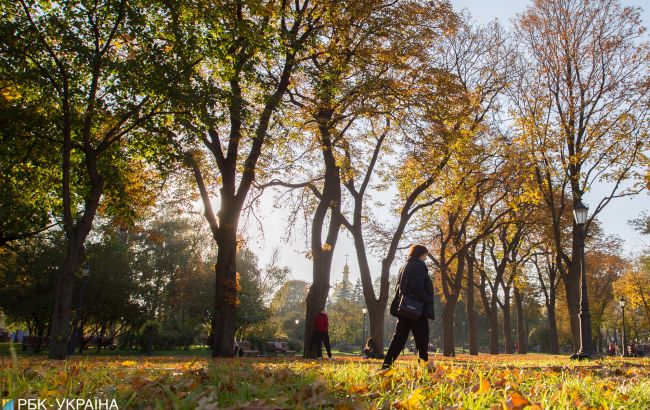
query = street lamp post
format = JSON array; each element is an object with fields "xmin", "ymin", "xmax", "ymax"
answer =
[
  {"xmin": 570, "ymin": 200, "xmax": 597, "ymax": 360},
  {"xmin": 620, "ymin": 297, "xmax": 629, "ymax": 357},
  {"xmin": 362, "ymin": 308, "xmax": 367, "ymax": 352},
  {"xmin": 68, "ymin": 261, "xmax": 91, "ymax": 355}
]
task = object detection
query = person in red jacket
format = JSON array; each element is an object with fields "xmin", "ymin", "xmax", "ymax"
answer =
[{"xmin": 312, "ymin": 306, "xmax": 332, "ymax": 359}]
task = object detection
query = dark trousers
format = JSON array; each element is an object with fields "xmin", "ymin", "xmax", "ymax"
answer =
[
  {"xmin": 312, "ymin": 331, "xmax": 331, "ymax": 358},
  {"xmin": 382, "ymin": 316, "xmax": 429, "ymax": 368}
]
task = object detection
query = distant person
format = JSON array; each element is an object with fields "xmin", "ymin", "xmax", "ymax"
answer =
[
  {"xmin": 312, "ymin": 306, "xmax": 332, "ymax": 359},
  {"xmin": 608, "ymin": 342, "xmax": 615, "ymax": 356},
  {"xmin": 382, "ymin": 245, "xmax": 434, "ymax": 370},
  {"xmin": 363, "ymin": 337, "xmax": 383, "ymax": 359}
]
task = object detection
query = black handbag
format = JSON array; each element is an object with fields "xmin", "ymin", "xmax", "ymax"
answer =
[{"xmin": 389, "ymin": 263, "xmax": 424, "ymax": 320}]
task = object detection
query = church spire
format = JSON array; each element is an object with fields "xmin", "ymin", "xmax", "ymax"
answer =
[
  {"xmin": 332, "ymin": 254, "xmax": 353, "ymax": 302},
  {"xmin": 343, "ymin": 254, "xmax": 350, "ymax": 283}
]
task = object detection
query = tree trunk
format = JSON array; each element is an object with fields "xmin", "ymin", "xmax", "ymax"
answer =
[
  {"xmin": 596, "ymin": 327, "xmax": 603, "ymax": 354},
  {"xmin": 466, "ymin": 254, "xmax": 478, "ymax": 355},
  {"xmin": 49, "ymin": 241, "xmax": 84, "ymax": 359},
  {"xmin": 478, "ymin": 276, "xmax": 499, "ymax": 355},
  {"xmin": 502, "ymin": 289, "xmax": 514, "ymax": 354},
  {"xmin": 211, "ymin": 224, "xmax": 238, "ymax": 357},
  {"xmin": 563, "ymin": 232, "xmax": 581, "ymax": 350},
  {"xmin": 441, "ymin": 296, "xmax": 458, "ymax": 356},
  {"xmin": 304, "ymin": 254, "xmax": 335, "ymax": 357},
  {"xmin": 49, "ymin": 150, "xmax": 103, "ymax": 359},
  {"xmin": 563, "ymin": 272, "xmax": 581, "ymax": 352},
  {"xmin": 547, "ymin": 301, "xmax": 559, "ymax": 354},
  {"xmin": 96, "ymin": 323, "xmax": 106, "ymax": 354},
  {"xmin": 77, "ymin": 317, "xmax": 87, "ymax": 354},
  {"xmin": 351, "ymin": 225, "xmax": 387, "ymax": 353},
  {"xmin": 488, "ymin": 304, "xmax": 499, "ymax": 354},
  {"xmin": 35, "ymin": 323, "xmax": 45, "ymax": 354},
  {"xmin": 303, "ymin": 119, "xmax": 342, "ymax": 358},
  {"xmin": 374, "ymin": 253, "xmax": 398, "ymax": 353},
  {"xmin": 368, "ymin": 304, "xmax": 385, "ymax": 353},
  {"xmin": 514, "ymin": 286, "xmax": 527, "ymax": 354}
]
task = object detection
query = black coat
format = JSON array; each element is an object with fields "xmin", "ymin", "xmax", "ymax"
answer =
[{"xmin": 394, "ymin": 257, "xmax": 435, "ymax": 320}]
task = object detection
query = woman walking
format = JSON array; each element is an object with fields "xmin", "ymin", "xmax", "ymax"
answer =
[{"xmin": 382, "ymin": 245, "xmax": 434, "ymax": 369}]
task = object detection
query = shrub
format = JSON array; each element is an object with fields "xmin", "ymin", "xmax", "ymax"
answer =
[{"xmin": 138, "ymin": 320, "xmax": 160, "ymax": 354}]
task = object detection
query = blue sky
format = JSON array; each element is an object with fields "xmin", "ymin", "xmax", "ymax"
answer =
[
  {"xmin": 451, "ymin": 0, "xmax": 529, "ymax": 23},
  {"xmin": 245, "ymin": 0, "xmax": 650, "ymax": 285},
  {"xmin": 452, "ymin": 0, "xmax": 649, "ymax": 26}
]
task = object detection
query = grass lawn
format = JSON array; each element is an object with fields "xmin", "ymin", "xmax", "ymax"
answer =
[
  {"xmin": 0, "ymin": 342, "xmax": 367, "ymax": 358},
  {"xmin": 1, "ymin": 348, "xmax": 649, "ymax": 409}
]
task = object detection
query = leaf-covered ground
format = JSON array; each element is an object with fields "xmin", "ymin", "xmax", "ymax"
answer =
[{"xmin": 1, "ymin": 353, "xmax": 650, "ymax": 409}]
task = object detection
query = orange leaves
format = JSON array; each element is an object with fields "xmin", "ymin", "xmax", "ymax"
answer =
[
  {"xmin": 504, "ymin": 392, "xmax": 531, "ymax": 410},
  {"xmin": 346, "ymin": 383, "xmax": 369, "ymax": 395},
  {"xmin": 393, "ymin": 388, "xmax": 425, "ymax": 409},
  {"xmin": 224, "ymin": 275, "xmax": 242, "ymax": 306},
  {"xmin": 470, "ymin": 376, "xmax": 491, "ymax": 394}
]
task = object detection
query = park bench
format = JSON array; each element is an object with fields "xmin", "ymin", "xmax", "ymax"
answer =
[
  {"xmin": 279, "ymin": 341, "xmax": 296, "ymax": 356},
  {"xmin": 22, "ymin": 336, "xmax": 48, "ymax": 352},
  {"xmin": 86, "ymin": 336, "xmax": 117, "ymax": 350},
  {"xmin": 235, "ymin": 340, "xmax": 259, "ymax": 356},
  {"xmin": 265, "ymin": 341, "xmax": 282, "ymax": 356},
  {"xmin": 265, "ymin": 341, "xmax": 296, "ymax": 356}
]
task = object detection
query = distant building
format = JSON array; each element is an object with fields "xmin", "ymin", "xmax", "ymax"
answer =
[{"xmin": 331, "ymin": 259, "xmax": 354, "ymax": 303}]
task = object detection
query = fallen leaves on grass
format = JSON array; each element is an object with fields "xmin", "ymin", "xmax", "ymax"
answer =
[
  {"xmin": 504, "ymin": 392, "xmax": 531, "ymax": 410},
  {"xmin": 470, "ymin": 377, "xmax": 491, "ymax": 394},
  {"xmin": 1, "ymin": 355, "xmax": 650, "ymax": 409}
]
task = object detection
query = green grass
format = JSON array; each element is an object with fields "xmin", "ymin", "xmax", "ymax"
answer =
[
  {"xmin": 0, "ymin": 342, "xmax": 214, "ymax": 357},
  {"xmin": 1, "ymin": 352, "xmax": 650, "ymax": 409}
]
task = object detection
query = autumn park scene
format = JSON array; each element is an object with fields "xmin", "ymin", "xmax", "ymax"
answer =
[{"xmin": 2, "ymin": 0, "xmax": 650, "ymax": 408}]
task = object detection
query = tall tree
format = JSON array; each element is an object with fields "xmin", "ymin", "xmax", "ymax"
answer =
[
  {"xmin": 166, "ymin": 0, "xmax": 321, "ymax": 356},
  {"xmin": 423, "ymin": 148, "xmax": 511, "ymax": 356},
  {"xmin": 258, "ymin": 0, "xmax": 457, "ymax": 356},
  {"xmin": 1, "ymin": 0, "xmax": 174, "ymax": 359},
  {"xmin": 512, "ymin": 0, "xmax": 650, "ymax": 348},
  {"xmin": 585, "ymin": 237, "xmax": 627, "ymax": 352},
  {"xmin": 613, "ymin": 256, "xmax": 650, "ymax": 333},
  {"xmin": 330, "ymin": 0, "xmax": 458, "ymax": 354},
  {"xmin": 530, "ymin": 248, "xmax": 561, "ymax": 353},
  {"xmin": 440, "ymin": 16, "xmax": 517, "ymax": 356}
]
